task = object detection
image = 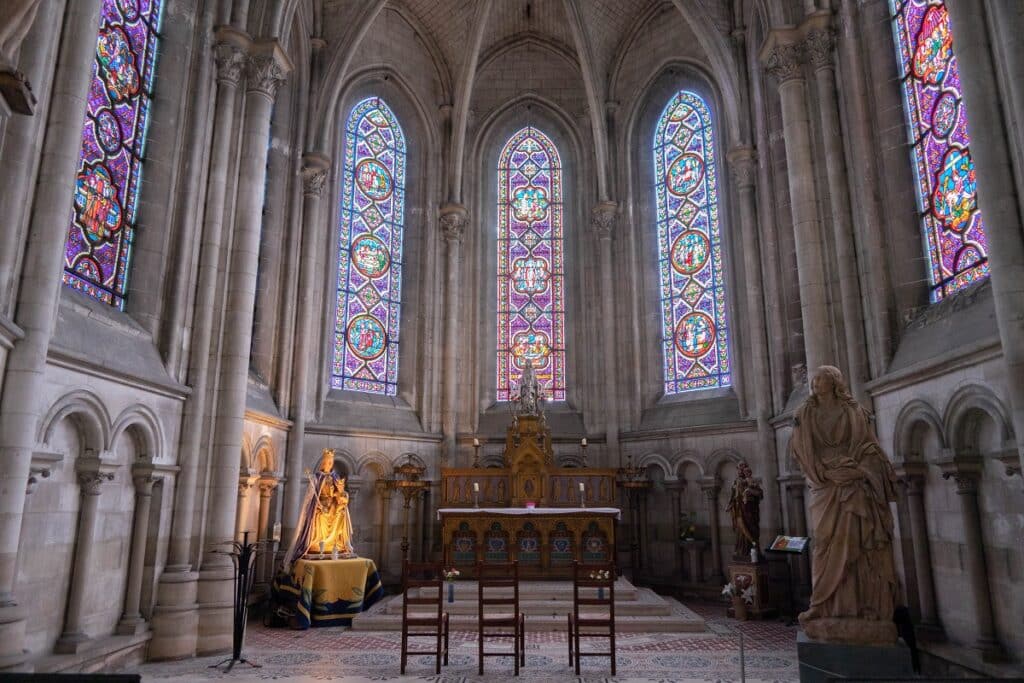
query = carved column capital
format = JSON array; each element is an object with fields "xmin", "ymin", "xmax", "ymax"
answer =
[
  {"xmin": 944, "ymin": 471, "xmax": 979, "ymax": 495},
  {"xmin": 804, "ymin": 29, "xmax": 836, "ymax": 70},
  {"xmin": 26, "ymin": 466, "xmax": 51, "ymax": 495},
  {"xmin": 940, "ymin": 457, "xmax": 982, "ymax": 494},
  {"xmin": 763, "ymin": 43, "xmax": 805, "ymax": 83},
  {"xmin": 213, "ymin": 42, "xmax": 246, "ymax": 85},
  {"xmin": 301, "ymin": 153, "xmax": 331, "ymax": 197},
  {"xmin": 590, "ymin": 201, "xmax": 618, "ymax": 239},
  {"xmin": 131, "ymin": 463, "xmax": 157, "ymax": 496},
  {"xmin": 894, "ymin": 462, "xmax": 927, "ymax": 495},
  {"xmin": 237, "ymin": 475, "xmax": 258, "ymax": 497},
  {"xmin": 245, "ymin": 41, "xmax": 290, "ymax": 98},
  {"xmin": 700, "ymin": 480, "xmax": 721, "ymax": 500},
  {"xmin": 258, "ymin": 477, "xmax": 278, "ymax": 498},
  {"xmin": 726, "ymin": 146, "xmax": 757, "ymax": 189},
  {"xmin": 77, "ymin": 470, "xmax": 114, "ymax": 496},
  {"xmin": 439, "ymin": 203, "xmax": 469, "ymax": 243}
]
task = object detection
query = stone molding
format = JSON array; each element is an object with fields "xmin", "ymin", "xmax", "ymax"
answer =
[
  {"xmin": 213, "ymin": 42, "xmax": 246, "ymax": 86},
  {"xmin": 589, "ymin": 201, "xmax": 618, "ymax": 239},
  {"xmin": 726, "ymin": 146, "xmax": 757, "ymax": 189},
  {"xmin": 131, "ymin": 463, "xmax": 156, "ymax": 495},
  {"xmin": 77, "ymin": 470, "xmax": 114, "ymax": 496},
  {"xmin": 939, "ymin": 457, "xmax": 983, "ymax": 494},
  {"xmin": 763, "ymin": 43, "xmax": 804, "ymax": 83},
  {"xmin": 246, "ymin": 52, "xmax": 287, "ymax": 97},
  {"xmin": 26, "ymin": 466, "xmax": 50, "ymax": 495},
  {"xmin": 439, "ymin": 203, "xmax": 469, "ymax": 243},
  {"xmin": 258, "ymin": 477, "xmax": 279, "ymax": 497},
  {"xmin": 804, "ymin": 29, "xmax": 835, "ymax": 70},
  {"xmin": 301, "ymin": 152, "xmax": 331, "ymax": 197}
]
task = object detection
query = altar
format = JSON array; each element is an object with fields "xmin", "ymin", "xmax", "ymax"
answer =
[
  {"xmin": 272, "ymin": 557, "xmax": 384, "ymax": 629},
  {"xmin": 437, "ymin": 507, "xmax": 619, "ymax": 578}
]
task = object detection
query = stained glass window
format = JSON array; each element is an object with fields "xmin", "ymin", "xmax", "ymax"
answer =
[
  {"xmin": 497, "ymin": 127, "xmax": 566, "ymax": 401},
  {"xmin": 654, "ymin": 91, "xmax": 730, "ymax": 394},
  {"xmin": 331, "ymin": 97, "xmax": 406, "ymax": 395},
  {"xmin": 63, "ymin": 0, "xmax": 163, "ymax": 309},
  {"xmin": 890, "ymin": 0, "xmax": 988, "ymax": 301}
]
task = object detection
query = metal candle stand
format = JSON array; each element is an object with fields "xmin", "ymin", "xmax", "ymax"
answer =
[{"xmin": 209, "ymin": 530, "xmax": 262, "ymax": 672}]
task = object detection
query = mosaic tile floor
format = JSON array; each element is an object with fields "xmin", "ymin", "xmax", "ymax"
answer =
[{"xmin": 135, "ymin": 601, "xmax": 799, "ymax": 682}]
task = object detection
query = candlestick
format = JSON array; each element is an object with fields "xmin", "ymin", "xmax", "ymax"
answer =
[
  {"xmin": 473, "ymin": 438, "xmax": 480, "ymax": 447},
  {"xmin": 581, "ymin": 438, "xmax": 587, "ymax": 447},
  {"xmin": 579, "ymin": 481, "xmax": 586, "ymax": 508},
  {"xmin": 473, "ymin": 482, "xmax": 479, "ymax": 492}
]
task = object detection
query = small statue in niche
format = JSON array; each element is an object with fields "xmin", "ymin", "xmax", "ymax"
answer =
[
  {"xmin": 790, "ymin": 365, "xmax": 899, "ymax": 645},
  {"xmin": 286, "ymin": 449, "xmax": 354, "ymax": 568},
  {"xmin": 726, "ymin": 460, "xmax": 762, "ymax": 561},
  {"xmin": 516, "ymin": 362, "xmax": 540, "ymax": 416}
]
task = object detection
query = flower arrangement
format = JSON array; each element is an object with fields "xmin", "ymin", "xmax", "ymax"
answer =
[
  {"xmin": 588, "ymin": 569, "xmax": 612, "ymax": 581},
  {"xmin": 442, "ymin": 568, "xmax": 460, "ymax": 582},
  {"xmin": 721, "ymin": 581, "xmax": 756, "ymax": 605}
]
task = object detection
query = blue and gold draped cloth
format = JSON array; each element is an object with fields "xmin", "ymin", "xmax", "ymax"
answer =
[{"xmin": 273, "ymin": 557, "xmax": 383, "ymax": 629}]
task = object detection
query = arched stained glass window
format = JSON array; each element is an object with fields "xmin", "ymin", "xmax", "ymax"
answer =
[
  {"xmin": 654, "ymin": 91, "xmax": 730, "ymax": 394},
  {"xmin": 331, "ymin": 97, "xmax": 406, "ymax": 395},
  {"xmin": 497, "ymin": 127, "xmax": 566, "ymax": 401},
  {"xmin": 62, "ymin": 0, "xmax": 163, "ymax": 309},
  {"xmin": 890, "ymin": 0, "xmax": 988, "ymax": 301}
]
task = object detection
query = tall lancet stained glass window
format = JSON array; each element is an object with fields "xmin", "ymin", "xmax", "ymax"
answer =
[
  {"xmin": 62, "ymin": 0, "xmax": 163, "ymax": 308},
  {"xmin": 332, "ymin": 98, "xmax": 406, "ymax": 395},
  {"xmin": 891, "ymin": 0, "xmax": 988, "ymax": 300},
  {"xmin": 497, "ymin": 127, "xmax": 566, "ymax": 401},
  {"xmin": 654, "ymin": 91, "xmax": 730, "ymax": 394}
]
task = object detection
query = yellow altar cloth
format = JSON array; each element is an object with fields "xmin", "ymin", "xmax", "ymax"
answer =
[{"xmin": 274, "ymin": 557, "xmax": 383, "ymax": 628}]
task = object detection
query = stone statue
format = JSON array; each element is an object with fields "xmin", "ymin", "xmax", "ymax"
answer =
[
  {"xmin": 791, "ymin": 366, "xmax": 899, "ymax": 645},
  {"xmin": 286, "ymin": 449, "xmax": 354, "ymax": 568},
  {"xmin": 516, "ymin": 362, "xmax": 540, "ymax": 416},
  {"xmin": 726, "ymin": 461, "xmax": 762, "ymax": 561}
]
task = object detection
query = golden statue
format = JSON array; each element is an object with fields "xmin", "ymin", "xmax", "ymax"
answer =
[{"xmin": 286, "ymin": 450, "xmax": 354, "ymax": 566}]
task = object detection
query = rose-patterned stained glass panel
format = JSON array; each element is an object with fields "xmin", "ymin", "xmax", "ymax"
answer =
[
  {"xmin": 62, "ymin": 0, "xmax": 163, "ymax": 309},
  {"xmin": 331, "ymin": 98, "xmax": 406, "ymax": 395},
  {"xmin": 654, "ymin": 91, "xmax": 730, "ymax": 394},
  {"xmin": 890, "ymin": 0, "xmax": 988, "ymax": 301},
  {"xmin": 497, "ymin": 127, "xmax": 566, "ymax": 402}
]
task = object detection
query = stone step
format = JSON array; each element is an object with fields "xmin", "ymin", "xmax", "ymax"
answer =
[
  {"xmin": 386, "ymin": 589, "xmax": 673, "ymax": 617},
  {"xmin": 410, "ymin": 578, "xmax": 639, "ymax": 602}
]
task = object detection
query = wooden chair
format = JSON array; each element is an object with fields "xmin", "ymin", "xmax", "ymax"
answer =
[
  {"xmin": 567, "ymin": 560, "xmax": 616, "ymax": 675},
  {"xmin": 476, "ymin": 560, "xmax": 526, "ymax": 675},
  {"xmin": 400, "ymin": 561, "xmax": 449, "ymax": 675}
]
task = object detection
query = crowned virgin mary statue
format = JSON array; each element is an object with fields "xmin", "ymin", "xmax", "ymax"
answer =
[{"xmin": 285, "ymin": 449, "xmax": 354, "ymax": 568}]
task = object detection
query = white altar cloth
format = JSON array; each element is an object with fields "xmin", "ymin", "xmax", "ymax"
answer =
[{"xmin": 437, "ymin": 507, "xmax": 621, "ymax": 520}]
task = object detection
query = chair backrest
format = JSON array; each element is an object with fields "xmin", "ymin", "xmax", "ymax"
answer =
[
  {"xmin": 571, "ymin": 560, "xmax": 615, "ymax": 622},
  {"xmin": 403, "ymin": 560, "xmax": 443, "ymax": 621},
  {"xmin": 477, "ymin": 561, "xmax": 519, "ymax": 618}
]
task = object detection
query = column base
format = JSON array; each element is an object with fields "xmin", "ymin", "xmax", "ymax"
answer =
[
  {"xmin": 196, "ymin": 565, "xmax": 234, "ymax": 656},
  {"xmin": 54, "ymin": 632, "xmax": 92, "ymax": 655},
  {"xmin": 148, "ymin": 569, "xmax": 199, "ymax": 660},
  {"xmin": 115, "ymin": 616, "xmax": 149, "ymax": 636},
  {"xmin": 0, "ymin": 602, "xmax": 29, "ymax": 671}
]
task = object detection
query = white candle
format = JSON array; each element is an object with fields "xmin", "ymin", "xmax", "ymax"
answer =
[
  {"xmin": 473, "ymin": 482, "xmax": 479, "ymax": 492},
  {"xmin": 581, "ymin": 438, "xmax": 587, "ymax": 447},
  {"xmin": 473, "ymin": 438, "xmax": 480, "ymax": 447},
  {"xmin": 578, "ymin": 482, "xmax": 585, "ymax": 492}
]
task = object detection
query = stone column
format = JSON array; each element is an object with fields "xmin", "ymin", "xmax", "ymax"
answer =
[
  {"xmin": 0, "ymin": 1, "xmax": 102, "ymax": 668},
  {"xmin": 256, "ymin": 477, "xmax": 277, "ymax": 586},
  {"xmin": 439, "ymin": 204, "xmax": 467, "ymax": 464},
  {"xmin": 945, "ymin": 2, "xmax": 1024, "ymax": 476},
  {"xmin": 150, "ymin": 30, "xmax": 247, "ymax": 661},
  {"xmin": 591, "ymin": 202, "xmax": 620, "ymax": 459},
  {"xmin": 235, "ymin": 475, "xmax": 257, "ymax": 541},
  {"xmin": 701, "ymin": 480, "xmax": 724, "ymax": 582},
  {"xmin": 727, "ymin": 146, "xmax": 780, "ymax": 538},
  {"xmin": 56, "ymin": 464, "xmax": 114, "ymax": 653},
  {"xmin": 762, "ymin": 40, "xmax": 832, "ymax": 372},
  {"xmin": 668, "ymin": 482, "xmax": 684, "ymax": 576},
  {"xmin": 282, "ymin": 153, "xmax": 331, "ymax": 546},
  {"xmin": 895, "ymin": 465, "xmax": 942, "ymax": 636},
  {"xmin": 376, "ymin": 481, "xmax": 393, "ymax": 578},
  {"xmin": 805, "ymin": 27, "xmax": 869, "ymax": 400},
  {"xmin": 117, "ymin": 466, "xmax": 156, "ymax": 635},
  {"xmin": 199, "ymin": 40, "xmax": 290, "ymax": 655},
  {"xmin": 781, "ymin": 473, "xmax": 810, "ymax": 599},
  {"xmin": 941, "ymin": 461, "xmax": 1004, "ymax": 659}
]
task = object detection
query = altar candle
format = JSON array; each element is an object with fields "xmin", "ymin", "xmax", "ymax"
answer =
[
  {"xmin": 473, "ymin": 438, "xmax": 480, "ymax": 447},
  {"xmin": 473, "ymin": 482, "xmax": 479, "ymax": 492},
  {"xmin": 581, "ymin": 438, "xmax": 587, "ymax": 447},
  {"xmin": 579, "ymin": 482, "xmax": 585, "ymax": 492}
]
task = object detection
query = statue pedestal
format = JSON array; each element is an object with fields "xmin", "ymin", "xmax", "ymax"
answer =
[
  {"xmin": 726, "ymin": 561, "xmax": 773, "ymax": 619},
  {"xmin": 797, "ymin": 631, "xmax": 913, "ymax": 683}
]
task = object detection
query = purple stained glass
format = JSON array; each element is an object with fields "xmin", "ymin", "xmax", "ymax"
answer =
[
  {"xmin": 63, "ymin": 0, "xmax": 162, "ymax": 309},
  {"xmin": 497, "ymin": 127, "xmax": 566, "ymax": 402},
  {"xmin": 654, "ymin": 91, "xmax": 731, "ymax": 394},
  {"xmin": 890, "ymin": 0, "xmax": 988, "ymax": 301},
  {"xmin": 331, "ymin": 98, "xmax": 406, "ymax": 395}
]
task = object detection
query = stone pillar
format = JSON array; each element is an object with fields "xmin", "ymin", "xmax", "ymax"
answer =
[
  {"xmin": 640, "ymin": 490, "xmax": 650, "ymax": 570},
  {"xmin": 781, "ymin": 474, "xmax": 808, "ymax": 537},
  {"xmin": 282, "ymin": 153, "xmax": 330, "ymax": 546},
  {"xmin": 945, "ymin": 2, "xmax": 1024, "ymax": 477},
  {"xmin": 727, "ymin": 146, "xmax": 780, "ymax": 538},
  {"xmin": 198, "ymin": 40, "xmax": 290, "ymax": 655},
  {"xmin": 235, "ymin": 475, "xmax": 257, "ymax": 541},
  {"xmin": 805, "ymin": 27, "xmax": 869, "ymax": 401},
  {"xmin": 439, "ymin": 204, "xmax": 467, "ymax": 464},
  {"xmin": 941, "ymin": 461, "xmax": 1004, "ymax": 659},
  {"xmin": 376, "ymin": 481, "xmax": 393, "ymax": 578},
  {"xmin": 150, "ymin": 30, "xmax": 247, "ymax": 661},
  {"xmin": 0, "ymin": 1, "xmax": 102, "ymax": 668},
  {"xmin": 56, "ymin": 464, "xmax": 114, "ymax": 653},
  {"xmin": 117, "ymin": 466, "xmax": 156, "ymax": 635},
  {"xmin": 895, "ymin": 465, "xmax": 942, "ymax": 636},
  {"xmin": 701, "ymin": 480, "xmax": 724, "ymax": 582},
  {"xmin": 762, "ymin": 39, "xmax": 832, "ymax": 373},
  {"xmin": 256, "ymin": 477, "xmax": 277, "ymax": 586},
  {"xmin": 668, "ymin": 482, "xmax": 684, "ymax": 576},
  {"xmin": 591, "ymin": 202, "xmax": 619, "ymax": 459}
]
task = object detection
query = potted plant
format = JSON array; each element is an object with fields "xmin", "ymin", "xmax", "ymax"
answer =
[
  {"xmin": 588, "ymin": 568, "xmax": 612, "ymax": 599},
  {"xmin": 722, "ymin": 581, "xmax": 755, "ymax": 620},
  {"xmin": 442, "ymin": 568, "xmax": 460, "ymax": 603}
]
